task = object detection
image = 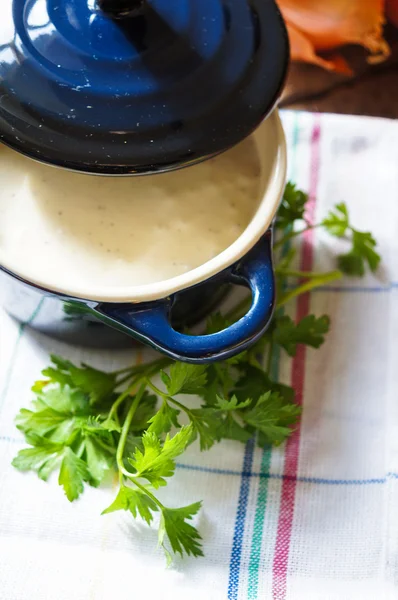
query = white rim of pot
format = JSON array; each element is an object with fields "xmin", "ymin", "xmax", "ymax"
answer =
[{"xmin": 0, "ymin": 109, "xmax": 287, "ymax": 303}]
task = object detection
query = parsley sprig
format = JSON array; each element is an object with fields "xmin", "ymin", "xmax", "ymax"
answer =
[{"xmin": 12, "ymin": 183, "xmax": 380, "ymax": 561}]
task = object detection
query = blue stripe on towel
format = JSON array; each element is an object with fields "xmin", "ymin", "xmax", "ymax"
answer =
[
  {"xmin": 176, "ymin": 462, "xmax": 398, "ymax": 486},
  {"xmin": 227, "ymin": 438, "xmax": 255, "ymax": 600}
]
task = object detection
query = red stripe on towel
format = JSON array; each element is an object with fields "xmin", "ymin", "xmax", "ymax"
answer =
[{"xmin": 272, "ymin": 116, "xmax": 322, "ymax": 600}]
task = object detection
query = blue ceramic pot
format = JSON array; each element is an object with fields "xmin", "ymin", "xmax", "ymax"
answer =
[
  {"xmin": 0, "ymin": 231, "xmax": 273, "ymax": 357},
  {"xmin": 0, "ymin": 111, "xmax": 287, "ymax": 363}
]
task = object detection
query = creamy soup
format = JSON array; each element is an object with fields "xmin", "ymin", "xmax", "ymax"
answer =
[{"xmin": 0, "ymin": 138, "xmax": 261, "ymax": 292}]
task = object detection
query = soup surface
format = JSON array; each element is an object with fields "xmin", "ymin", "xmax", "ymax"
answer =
[{"xmin": 0, "ymin": 138, "xmax": 261, "ymax": 291}]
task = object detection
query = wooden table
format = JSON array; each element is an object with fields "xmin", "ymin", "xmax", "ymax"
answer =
[{"xmin": 281, "ymin": 29, "xmax": 398, "ymax": 119}]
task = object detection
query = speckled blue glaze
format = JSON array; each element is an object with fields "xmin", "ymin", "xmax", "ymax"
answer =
[
  {"xmin": 0, "ymin": 0, "xmax": 288, "ymax": 173},
  {"xmin": 0, "ymin": 231, "xmax": 275, "ymax": 362}
]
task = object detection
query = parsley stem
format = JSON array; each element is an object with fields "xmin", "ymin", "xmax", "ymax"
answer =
[
  {"xmin": 145, "ymin": 379, "xmax": 195, "ymax": 421},
  {"xmin": 146, "ymin": 379, "xmax": 169, "ymax": 399},
  {"xmin": 167, "ymin": 397, "xmax": 193, "ymax": 418},
  {"xmin": 277, "ymin": 270, "xmax": 342, "ymax": 306},
  {"xmin": 116, "ymin": 382, "xmax": 147, "ymax": 474},
  {"xmin": 273, "ymin": 224, "xmax": 321, "ymax": 249},
  {"xmin": 108, "ymin": 375, "xmax": 142, "ymax": 421},
  {"xmin": 110, "ymin": 361, "xmax": 172, "ymax": 423},
  {"xmin": 129, "ymin": 478, "xmax": 165, "ymax": 511},
  {"xmin": 275, "ymin": 268, "xmax": 340, "ymax": 279}
]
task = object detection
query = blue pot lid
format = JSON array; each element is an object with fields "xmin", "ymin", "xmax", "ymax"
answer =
[{"xmin": 0, "ymin": 0, "xmax": 289, "ymax": 174}]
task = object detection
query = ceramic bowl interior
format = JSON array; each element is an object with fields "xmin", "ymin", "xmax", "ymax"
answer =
[{"xmin": 0, "ymin": 110, "xmax": 287, "ymax": 303}]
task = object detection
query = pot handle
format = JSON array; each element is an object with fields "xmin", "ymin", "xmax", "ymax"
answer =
[{"xmin": 96, "ymin": 231, "xmax": 275, "ymax": 363}]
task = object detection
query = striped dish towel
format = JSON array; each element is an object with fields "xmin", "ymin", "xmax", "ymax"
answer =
[{"xmin": 1, "ymin": 110, "xmax": 397, "ymax": 600}]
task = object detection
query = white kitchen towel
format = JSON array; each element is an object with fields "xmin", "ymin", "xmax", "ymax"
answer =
[{"xmin": 0, "ymin": 110, "xmax": 397, "ymax": 600}]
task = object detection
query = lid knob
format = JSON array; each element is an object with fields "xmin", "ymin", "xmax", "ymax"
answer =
[{"xmin": 97, "ymin": 0, "xmax": 145, "ymax": 18}]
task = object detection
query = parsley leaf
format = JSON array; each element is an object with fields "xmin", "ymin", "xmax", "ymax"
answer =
[
  {"xmin": 242, "ymin": 392, "xmax": 301, "ymax": 445},
  {"xmin": 101, "ymin": 416, "xmax": 121, "ymax": 433},
  {"xmin": 218, "ymin": 414, "xmax": 252, "ymax": 443},
  {"xmin": 15, "ymin": 385, "xmax": 89, "ymax": 443},
  {"xmin": 322, "ymin": 203, "xmax": 380, "ymax": 276},
  {"xmin": 162, "ymin": 363, "xmax": 208, "ymax": 395},
  {"xmin": 16, "ymin": 406, "xmax": 75, "ymax": 440},
  {"xmin": 215, "ymin": 395, "xmax": 251, "ymax": 411},
  {"xmin": 123, "ymin": 434, "xmax": 144, "ymax": 463},
  {"xmin": 338, "ymin": 230, "xmax": 380, "ymax": 276},
  {"xmin": 32, "ymin": 383, "xmax": 88, "ymax": 414},
  {"xmin": 58, "ymin": 447, "xmax": 92, "ymax": 501},
  {"xmin": 233, "ymin": 364, "xmax": 295, "ymax": 404},
  {"xmin": 196, "ymin": 366, "xmax": 221, "ymax": 407},
  {"xmin": 188, "ymin": 408, "xmax": 221, "ymax": 450},
  {"xmin": 275, "ymin": 182, "xmax": 308, "ymax": 229},
  {"xmin": 43, "ymin": 355, "xmax": 117, "ymax": 405},
  {"xmin": 128, "ymin": 392, "xmax": 158, "ymax": 433},
  {"xmin": 128, "ymin": 425, "xmax": 193, "ymax": 488},
  {"xmin": 102, "ymin": 485, "xmax": 158, "ymax": 525},
  {"xmin": 147, "ymin": 400, "xmax": 181, "ymax": 436},
  {"xmin": 83, "ymin": 437, "xmax": 114, "ymax": 485},
  {"xmin": 12, "ymin": 436, "xmax": 63, "ymax": 481},
  {"xmin": 321, "ymin": 202, "xmax": 349, "ymax": 237},
  {"xmin": 273, "ymin": 314, "xmax": 330, "ymax": 357},
  {"xmin": 15, "ymin": 382, "xmax": 116, "ymax": 489},
  {"xmin": 159, "ymin": 502, "xmax": 203, "ymax": 560},
  {"xmin": 180, "ymin": 389, "xmax": 253, "ymax": 449}
]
